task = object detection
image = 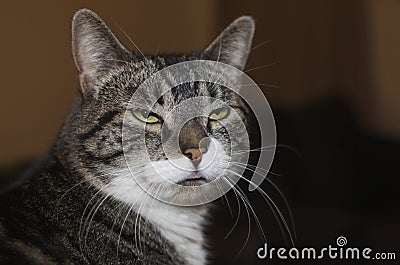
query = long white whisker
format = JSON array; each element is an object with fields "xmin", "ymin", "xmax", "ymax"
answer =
[
  {"xmin": 107, "ymin": 201, "xmax": 125, "ymax": 243},
  {"xmin": 215, "ymin": 180, "xmax": 233, "ymax": 217},
  {"xmin": 249, "ymin": 40, "xmax": 272, "ymax": 52},
  {"xmin": 79, "ymin": 181, "xmax": 115, "ymax": 258},
  {"xmin": 79, "ymin": 168, "xmax": 145, "ymax": 258},
  {"xmin": 225, "ymin": 169, "xmax": 295, "ymax": 246},
  {"xmin": 83, "ymin": 192, "xmax": 113, "ymax": 253},
  {"xmin": 224, "ymin": 176, "xmax": 266, "ymax": 242},
  {"xmin": 238, "ymin": 83, "xmax": 279, "ymax": 89},
  {"xmin": 232, "ymin": 144, "xmax": 300, "ymax": 156},
  {"xmin": 112, "ymin": 20, "xmax": 146, "ymax": 60},
  {"xmin": 100, "ymin": 58, "xmax": 132, "ymax": 64},
  {"xmin": 229, "ymin": 161, "xmax": 280, "ymax": 177},
  {"xmin": 116, "ymin": 197, "xmax": 136, "ymax": 258},
  {"xmin": 115, "ymin": 172, "xmax": 148, "ymax": 257},
  {"xmin": 136, "ymin": 183, "xmax": 156, "ymax": 255},
  {"xmin": 244, "ymin": 62, "xmax": 277, "ymax": 73},
  {"xmin": 223, "ymin": 182, "xmax": 242, "ymax": 240},
  {"xmin": 228, "ymin": 162, "xmax": 296, "ymax": 240},
  {"xmin": 59, "ymin": 168, "xmax": 131, "ymax": 203},
  {"xmin": 225, "ymin": 179, "xmax": 252, "ymax": 259}
]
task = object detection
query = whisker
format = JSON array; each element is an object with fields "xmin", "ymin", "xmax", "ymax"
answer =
[
  {"xmin": 225, "ymin": 180, "xmax": 252, "ymax": 259},
  {"xmin": 100, "ymin": 58, "xmax": 133, "ymax": 64},
  {"xmin": 138, "ymin": 183, "xmax": 157, "ymax": 254},
  {"xmin": 232, "ymin": 143, "xmax": 298, "ymax": 154},
  {"xmin": 249, "ymin": 40, "xmax": 272, "ymax": 52},
  {"xmin": 225, "ymin": 169, "xmax": 295, "ymax": 246},
  {"xmin": 224, "ymin": 180, "xmax": 251, "ymax": 251},
  {"xmin": 229, "ymin": 161, "xmax": 280, "ymax": 177},
  {"xmin": 107, "ymin": 201, "xmax": 125, "ymax": 243},
  {"xmin": 116, "ymin": 197, "xmax": 136, "ymax": 258},
  {"xmin": 83, "ymin": 192, "xmax": 113, "ymax": 253},
  {"xmin": 230, "ymin": 163, "xmax": 296, "ymax": 240},
  {"xmin": 232, "ymin": 144, "xmax": 301, "ymax": 161},
  {"xmin": 115, "ymin": 172, "xmax": 148, "ymax": 257},
  {"xmin": 58, "ymin": 178, "xmax": 93, "ymax": 203},
  {"xmin": 238, "ymin": 83, "xmax": 279, "ymax": 89},
  {"xmin": 223, "ymin": 182, "xmax": 242, "ymax": 239},
  {"xmin": 224, "ymin": 176, "xmax": 267, "ymax": 242},
  {"xmin": 58, "ymin": 168, "xmax": 131, "ymax": 203},
  {"xmin": 111, "ymin": 20, "xmax": 146, "ymax": 60},
  {"xmin": 79, "ymin": 170, "xmax": 140, "ymax": 258},
  {"xmin": 244, "ymin": 62, "xmax": 277, "ymax": 74},
  {"xmin": 79, "ymin": 183, "xmax": 110, "ymax": 257},
  {"xmin": 215, "ymin": 180, "xmax": 233, "ymax": 217}
]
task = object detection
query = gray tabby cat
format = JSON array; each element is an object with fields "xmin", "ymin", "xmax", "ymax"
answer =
[{"xmin": 0, "ymin": 9, "xmax": 255, "ymax": 265}]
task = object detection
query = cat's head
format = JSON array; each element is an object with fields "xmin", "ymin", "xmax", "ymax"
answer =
[{"xmin": 63, "ymin": 9, "xmax": 256, "ymax": 205}]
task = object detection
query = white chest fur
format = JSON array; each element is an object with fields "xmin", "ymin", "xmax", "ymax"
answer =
[{"xmin": 140, "ymin": 202, "xmax": 208, "ymax": 265}]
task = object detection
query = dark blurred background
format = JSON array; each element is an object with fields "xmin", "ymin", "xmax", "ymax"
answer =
[{"xmin": 1, "ymin": 1, "xmax": 399, "ymax": 264}]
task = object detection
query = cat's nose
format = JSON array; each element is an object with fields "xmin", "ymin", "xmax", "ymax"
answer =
[{"xmin": 183, "ymin": 147, "xmax": 207, "ymax": 160}]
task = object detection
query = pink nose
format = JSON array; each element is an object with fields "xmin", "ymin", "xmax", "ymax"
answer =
[{"xmin": 184, "ymin": 147, "xmax": 207, "ymax": 160}]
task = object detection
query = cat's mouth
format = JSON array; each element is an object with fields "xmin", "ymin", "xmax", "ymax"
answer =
[{"xmin": 177, "ymin": 172, "xmax": 207, "ymax": 186}]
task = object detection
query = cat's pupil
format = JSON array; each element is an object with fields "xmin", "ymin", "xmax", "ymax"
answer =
[{"xmin": 141, "ymin": 110, "xmax": 150, "ymax": 118}]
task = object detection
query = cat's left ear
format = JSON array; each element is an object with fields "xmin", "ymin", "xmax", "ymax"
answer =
[
  {"xmin": 203, "ymin": 16, "xmax": 255, "ymax": 70},
  {"xmin": 72, "ymin": 9, "xmax": 130, "ymax": 98}
]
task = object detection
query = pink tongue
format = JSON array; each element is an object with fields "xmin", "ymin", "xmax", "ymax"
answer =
[{"xmin": 188, "ymin": 173, "xmax": 201, "ymax": 179}]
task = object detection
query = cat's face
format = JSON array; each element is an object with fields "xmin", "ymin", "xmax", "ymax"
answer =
[{"xmin": 65, "ymin": 9, "xmax": 255, "ymax": 205}]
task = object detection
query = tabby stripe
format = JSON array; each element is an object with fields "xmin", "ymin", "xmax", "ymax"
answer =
[
  {"xmin": 80, "ymin": 110, "xmax": 119, "ymax": 140},
  {"xmin": 83, "ymin": 150, "xmax": 124, "ymax": 162}
]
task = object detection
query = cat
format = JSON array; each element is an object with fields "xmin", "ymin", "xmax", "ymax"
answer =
[{"xmin": 0, "ymin": 8, "xmax": 256, "ymax": 265}]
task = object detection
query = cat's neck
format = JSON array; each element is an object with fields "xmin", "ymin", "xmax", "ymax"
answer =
[{"xmin": 139, "ymin": 199, "xmax": 209, "ymax": 265}]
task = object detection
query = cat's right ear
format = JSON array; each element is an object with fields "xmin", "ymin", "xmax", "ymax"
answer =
[
  {"xmin": 72, "ymin": 9, "xmax": 130, "ymax": 98},
  {"xmin": 203, "ymin": 16, "xmax": 255, "ymax": 71}
]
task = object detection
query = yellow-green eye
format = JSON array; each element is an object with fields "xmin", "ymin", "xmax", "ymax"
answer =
[
  {"xmin": 132, "ymin": 110, "xmax": 161, "ymax": 123},
  {"xmin": 209, "ymin": 107, "xmax": 229, "ymax": 120}
]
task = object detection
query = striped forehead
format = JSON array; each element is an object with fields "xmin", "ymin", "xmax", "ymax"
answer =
[
  {"xmin": 154, "ymin": 82, "xmax": 237, "ymax": 111},
  {"xmin": 167, "ymin": 82, "xmax": 211, "ymax": 104}
]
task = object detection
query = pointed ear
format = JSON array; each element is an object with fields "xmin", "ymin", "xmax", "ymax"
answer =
[
  {"xmin": 203, "ymin": 16, "xmax": 255, "ymax": 70},
  {"xmin": 72, "ymin": 9, "xmax": 130, "ymax": 98}
]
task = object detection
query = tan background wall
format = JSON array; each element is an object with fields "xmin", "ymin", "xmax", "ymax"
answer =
[
  {"xmin": 1, "ymin": 0, "xmax": 400, "ymax": 166},
  {"xmin": 366, "ymin": 0, "xmax": 400, "ymax": 138},
  {"xmin": 333, "ymin": 0, "xmax": 400, "ymax": 139}
]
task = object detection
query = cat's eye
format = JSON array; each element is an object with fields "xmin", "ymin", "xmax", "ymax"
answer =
[
  {"xmin": 209, "ymin": 107, "xmax": 229, "ymax": 121},
  {"xmin": 132, "ymin": 110, "xmax": 161, "ymax": 124}
]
